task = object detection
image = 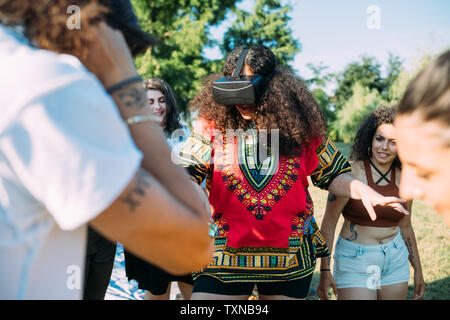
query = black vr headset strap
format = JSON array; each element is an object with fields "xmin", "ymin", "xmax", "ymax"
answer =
[{"xmin": 231, "ymin": 48, "xmax": 249, "ymax": 79}]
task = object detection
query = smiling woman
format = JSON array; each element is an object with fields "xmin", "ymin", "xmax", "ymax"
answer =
[{"xmin": 318, "ymin": 106, "xmax": 425, "ymax": 301}]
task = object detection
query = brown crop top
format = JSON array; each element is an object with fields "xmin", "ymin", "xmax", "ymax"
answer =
[{"xmin": 341, "ymin": 160, "xmax": 406, "ymax": 227}]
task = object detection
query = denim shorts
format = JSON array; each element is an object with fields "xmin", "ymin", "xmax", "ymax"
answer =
[{"xmin": 333, "ymin": 231, "xmax": 410, "ymax": 290}]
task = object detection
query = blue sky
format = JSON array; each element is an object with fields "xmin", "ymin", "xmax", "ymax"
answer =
[{"xmin": 205, "ymin": 0, "xmax": 450, "ymax": 80}]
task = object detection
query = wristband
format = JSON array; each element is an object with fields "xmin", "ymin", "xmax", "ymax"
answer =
[
  {"xmin": 106, "ymin": 75, "xmax": 143, "ymax": 94},
  {"xmin": 320, "ymin": 269, "xmax": 331, "ymax": 272}
]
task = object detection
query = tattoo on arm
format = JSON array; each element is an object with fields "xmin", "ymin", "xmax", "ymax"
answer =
[
  {"xmin": 122, "ymin": 169, "xmax": 152, "ymax": 212},
  {"xmin": 327, "ymin": 193, "xmax": 337, "ymax": 202},
  {"xmin": 345, "ymin": 222, "xmax": 358, "ymax": 241},
  {"xmin": 112, "ymin": 85, "xmax": 148, "ymax": 110},
  {"xmin": 322, "ymin": 256, "xmax": 331, "ymax": 268},
  {"xmin": 405, "ymin": 238, "xmax": 415, "ymax": 260}
]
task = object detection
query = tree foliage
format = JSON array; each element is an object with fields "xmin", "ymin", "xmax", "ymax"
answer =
[
  {"xmin": 336, "ymin": 83, "xmax": 387, "ymax": 143},
  {"xmin": 305, "ymin": 54, "xmax": 404, "ymax": 141},
  {"xmin": 131, "ymin": 0, "xmax": 236, "ymax": 115},
  {"xmin": 131, "ymin": 0, "xmax": 300, "ymax": 116},
  {"xmin": 222, "ymin": 0, "xmax": 300, "ymax": 66}
]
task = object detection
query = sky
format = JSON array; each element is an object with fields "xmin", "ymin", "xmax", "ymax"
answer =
[{"xmin": 205, "ymin": 0, "xmax": 450, "ymax": 81}]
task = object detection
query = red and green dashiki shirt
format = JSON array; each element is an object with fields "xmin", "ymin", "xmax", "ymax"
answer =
[{"xmin": 178, "ymin": 118, "xmax": 351, "ymax": 283}]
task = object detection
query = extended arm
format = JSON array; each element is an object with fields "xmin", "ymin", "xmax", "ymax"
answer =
[
  {"xmin": 90, "ymin": 168, "xmax": 212, "ymax": 275},
  {"xmin": 317, "ymin": 193, "xmax": 349, "ymax": 300},
  {"xmin": 398, "ymin": 201, "xmax": 425, "ymax": 300},
  {"xmin": 310, "ymin": 137, "xmax": 408, "ymax": 221},
  {"xmin": 328, "ymin": 173, "xmax": 409, "ymax": 221},
  {"xmin": 82, "ymin": 23, "xmax": 212, "ymax": 272},
  {"xmin": 86, "ymin": 22, "xmax": 209, "ymax": 222}
]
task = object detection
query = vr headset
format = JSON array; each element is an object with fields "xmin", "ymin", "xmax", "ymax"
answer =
[{"xmin": 212, "ymin": 48, "xmax": 266, "ymax": 105}]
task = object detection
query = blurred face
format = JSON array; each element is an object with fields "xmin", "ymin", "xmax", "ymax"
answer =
[
  {"xmin": 147, "ymin": 89, "xmax": 166, "ymax": 126},
  {"xmin": 371, "ymin": 123, "xmax": 397, "ymax": 167},
  {"xmin": 395, "ymin": 112, "xmax": 450, "ymax": 226},
  {"xmin": 235, "ymin": 64, "xmax": 257, "ymax": 121}
]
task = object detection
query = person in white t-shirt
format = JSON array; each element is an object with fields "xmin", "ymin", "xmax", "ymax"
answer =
[{"xmin": 0, "ymin": 1, "xmax": 212, "ymax": 299}]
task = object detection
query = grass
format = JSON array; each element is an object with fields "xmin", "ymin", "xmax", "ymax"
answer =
[{"xmin": 307, "ymin": 142, "xmax": 450, "ymax": 300}]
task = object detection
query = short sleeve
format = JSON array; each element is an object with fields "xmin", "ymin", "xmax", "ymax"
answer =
[
  {"xmin": 310, "ymin": 137, "xmax": 351, "ymax": 190},
  {"xmin": 177, "ymin": 118, "xmax": 215, "ymax": 185},
  {"xmin": 0, "ymin": 72, "xmax": 143, "ymax": 230}
]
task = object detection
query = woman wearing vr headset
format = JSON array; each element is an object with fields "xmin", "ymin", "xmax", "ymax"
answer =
[{"xmin": 178, "ymin": 45, "xmax": 409, "ymax": 300}]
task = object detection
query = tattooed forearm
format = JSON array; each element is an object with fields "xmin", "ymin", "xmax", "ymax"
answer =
[
  {"xmin": 345, "ymin": 222, "xmax": 358, "ymax": 241},
  {"xmin": 122, "ymin": 169, "xmax": 152, "ymax": 212},
  {"xmin": 321, "ymin": 256, "xmax": 331, "ymax": 268},
  {"xmin": 405, "ymin": 238, "xmax": 415, "ymax": 260},
  {"xmin": 112, "ymin": 84, "xmax": 148, "ymax": 110},
  {"xmin": 327, "ymin": 193, "xmax": 337, "ymax": 202}
]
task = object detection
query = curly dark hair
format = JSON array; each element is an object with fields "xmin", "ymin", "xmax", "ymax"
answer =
[
  {"xmin": 350, "ymin": 106, "xmax": 401, "ymax": 168},
  {"xmin": 190, "ymin": 45, "xmax": 327, "ymax": 156},
  {"xmin": 144, "ymin": 78, "xmax": 183, "ymax": 135}
]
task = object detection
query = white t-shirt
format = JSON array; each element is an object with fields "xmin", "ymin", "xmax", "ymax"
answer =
[{"xmin": 0, "ymin": 26, "xmax": 142, "ymax": 299}]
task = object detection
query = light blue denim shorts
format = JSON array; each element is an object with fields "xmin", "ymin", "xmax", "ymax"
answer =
[{"xmin": 333, "ymin": 231, "xmax": 410, "ymax": 290}]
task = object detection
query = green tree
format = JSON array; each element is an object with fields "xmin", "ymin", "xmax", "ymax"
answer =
[
  {"xmin": 389, "ymin": 53, "xmax": 434, "ymax": 102},
  {"xmin": 131, "ymin": 0, "xmax": 237, "ymax": 115},
  {"xmin": 221, "ymin": 0, "xmax": 300, "ymax": 67},
  {"xmin": 304, "ymin": 62, "xmax": 338, "ymax": 139},
  {"xmin": 383, "ymin": 53, "xmax": 403, "ymax": 100},
  {"xmin": 333, "ymin": 56, "xmax": 385, "ymax": 112},
  {"xmin": 131, "ymin": 0, "xmax": 301, "ymax": 118},
  {"xmin": 336, "ymin": 82, "xmax": 387, "ymax": 143}
]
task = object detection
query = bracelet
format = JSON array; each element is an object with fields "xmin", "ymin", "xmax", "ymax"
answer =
[
  {"xmin": 320, "ymin": 269, "xmax": 331, "ymax": 272},
  {"xmin": 126, "ymin": 114, "xmax": 160, "ymax": 125},
  {"xmin": 106, "ymin": 75, "xmax": 143, "ymax": 94}
]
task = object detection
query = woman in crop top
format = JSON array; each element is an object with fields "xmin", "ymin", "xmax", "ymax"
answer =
[{"xmin": 317, "ymin": 106, "xmax": 425, "ymax": 300}]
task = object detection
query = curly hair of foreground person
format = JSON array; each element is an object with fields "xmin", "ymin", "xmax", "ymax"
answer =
[
  {"xmin": 190, "ymin": 45, "xmax": 327, "ymax": 157},
  {"xmin": 0, "ymin": 0, "xmax": 106, "ymax": 61}
]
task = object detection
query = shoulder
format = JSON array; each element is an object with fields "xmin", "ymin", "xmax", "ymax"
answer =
[
  {"xmin": 0, "ymin": 26, "xmax": 96, "ymax": 103},
  {"xmin": 349, "ymin": 160, "xmax": 366, "ymax": 181}
]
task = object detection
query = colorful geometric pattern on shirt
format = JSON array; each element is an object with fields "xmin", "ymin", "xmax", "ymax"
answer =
[
  {"xmin": 193, "ymin": 236, "xmax": 317, "ymax": 283},
  {"xmin": 288, "ymin": 194, "xmax": 329, "ymax": 258},
  {"xmin": 211, "ymin": 212, "xmax": 230, "ymax": 237},
  {"xmin": 178, "ymin": 132, "xmax": 213, "ymax": 185},
  {"xmin": 290, "ymin": 192, "xmax": 314, "ymax": 237},
  {"xmin": 310, "ymin": 137, "xmax": 351, "ymax": 190},
  {"xmin": 221, "ymin": 135, "xmax": 300, "ymax": 220},
  {"xmin": 238, "ymin": 128, "xmax": 278, "ymax": 192},
  {"xmin": 311, "ymin": 226, "xmax": 330, "ymax": 258}
]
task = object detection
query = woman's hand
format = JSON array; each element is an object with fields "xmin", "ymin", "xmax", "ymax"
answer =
[
  {"xmin": 329, "ymin": 174, "xmax": 409, "ymax": 221},
  {"xmin": 359, "ymin": 184, "xmax": 410, "ymax": 221},
  {"xmin": 412, "ymin": 272, "xmax": 426, "ymax": 300},
  {"xmin": 317, "ymin": 271, "xmax": 338, "ymax": 300}
]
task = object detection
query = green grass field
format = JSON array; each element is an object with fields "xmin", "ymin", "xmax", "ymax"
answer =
[{"xmin": 308, "ymin": 142, "xmax": 450, "ymax": 300}]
